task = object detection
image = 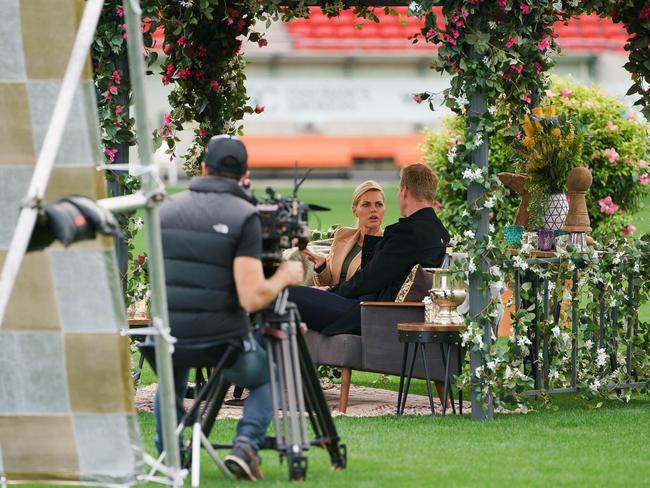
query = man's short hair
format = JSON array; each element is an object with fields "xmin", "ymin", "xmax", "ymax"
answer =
[
  {"xmin": 399, "ymin": 163, "xmax": 438, "ymax": 202},
  {"xmin": 205, "ymin": 135, "xmax": 248, "ymax": 178}
]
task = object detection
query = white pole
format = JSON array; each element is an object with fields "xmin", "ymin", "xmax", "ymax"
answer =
[
  {"xmin": 0, "ymin": 0, "xmax": 105, "ymax": 325},
  {"xmin": 123, "ymin": 0, "xmax": 182, "ymax": 478}
]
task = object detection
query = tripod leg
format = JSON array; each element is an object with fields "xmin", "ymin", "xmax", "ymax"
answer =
[
  {"xmin": 191, "ymin": 423, "xmax": 201, "ymax": 488},
  {"xmin": 297, "ymin": 331, "xmax": 347, "ymax": 470}
]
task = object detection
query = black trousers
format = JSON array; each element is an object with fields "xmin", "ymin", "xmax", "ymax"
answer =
[{"xmin": 288, "ymin": 286, "xmax": 362, "ymax": 335}]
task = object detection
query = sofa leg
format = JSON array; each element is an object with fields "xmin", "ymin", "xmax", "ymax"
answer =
[{"xmin": 339, "ymin": 368, "xmax": 352, "ymax": 414}]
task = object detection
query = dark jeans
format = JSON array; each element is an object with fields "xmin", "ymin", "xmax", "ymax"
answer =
[
  {"xmin": 288, "ymin": 286, "xmax": 361, "ymax": 335},
  {"xmin": 154, "ymin": 339, "xmax": 272, "ymax": 454}
]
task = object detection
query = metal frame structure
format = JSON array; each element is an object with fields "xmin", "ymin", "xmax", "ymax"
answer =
[
  {"xmin": 0, "ymin": 0, "xmax": 183, "ymax": 485},
  {"xmin": 513, "ymin": 258, "xmax": 650, "ymax": 397}
]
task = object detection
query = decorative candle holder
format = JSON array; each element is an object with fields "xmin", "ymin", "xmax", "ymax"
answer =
[{"xmin": 428, "ymin": 269, "xmax": 466, "ymax": 326}]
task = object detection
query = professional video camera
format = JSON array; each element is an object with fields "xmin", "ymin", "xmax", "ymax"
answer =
[{"xmin": 256, "ymin": 187, "xmax": 311, "ymax": 264}]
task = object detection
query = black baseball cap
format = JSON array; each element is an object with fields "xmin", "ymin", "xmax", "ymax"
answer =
[{"xmin": 205, "ymin": 135, "xmax": 248, "ymax": 178}]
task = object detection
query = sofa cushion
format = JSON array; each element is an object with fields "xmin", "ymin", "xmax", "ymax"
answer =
[
  {"xmin": 304, "ymin": 330, "xmax": 362, "ymax": 370},
  {"xmin": 394, "ymin": 264, "xmax": 433, "ymax": 302}
]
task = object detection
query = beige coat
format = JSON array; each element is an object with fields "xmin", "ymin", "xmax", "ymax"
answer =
[{"xmin": 314, "ymin": 226, "xmax": 382, "ymax": 287}]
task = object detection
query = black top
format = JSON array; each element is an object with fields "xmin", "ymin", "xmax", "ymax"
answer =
[
  {"xmin": 332, "ymin": 207, "xmax": 449, "ymax": 301},
  {"xmin": 160, "ymin": 176, "xmax": 260, "ymax": 344},
  {"xmin": 338, "ymin": 243, "xmax": 362, "ymax": 285}
]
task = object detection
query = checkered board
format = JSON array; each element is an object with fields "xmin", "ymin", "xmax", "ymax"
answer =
[{"xmin": 0, "ymin": 0, "xmax": 144, "ymax": 484}]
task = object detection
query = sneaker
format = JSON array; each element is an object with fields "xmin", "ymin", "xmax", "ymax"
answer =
[{"xmin": 224, "ymin": 442, "xmax": 263, "ymax": 481}]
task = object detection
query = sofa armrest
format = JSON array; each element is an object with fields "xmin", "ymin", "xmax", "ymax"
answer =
[{"xmin": 360, "ymin": 301, "xmax": 427, "ymax": 375}]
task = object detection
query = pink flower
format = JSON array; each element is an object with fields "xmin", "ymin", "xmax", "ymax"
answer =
[
  {"xmin": 258, "ymin": 39, "xmax": 268, "ymax": 48},
  {"xmin": 177, "ymin": 67, "xmax": 191, "ymax": 79},
  {"xmin": 521, "ymin": 93, "xmax": 531, "ymax": 104},
  {"xmin": 254, "ymin": 104, "xmax": 265, "ymax": 114},
  {"xmin": 639, "ymin": 173, "xmax": 650, "ymax": 185},
  {"xmin": 413, "ymin": 95, "xmax": 423, "ymax": 104},
  {"xmin": 545, "ymin": 89, "xmax": 555, "ymax": 98},
  {"xmin": 114, "ymin": 105, "xmax": 123, "ymax": 115},
  {"xmin": 639, "ymin": 159, "xmax": 649, "ymax": 168},
  {"xmin": 509, "ymin": 64, "xmax": 523, "ymax": 73},
  {"xmin": 532, "ymin": 62, "xmax": 542, "ymax": 72},
  {"xmin": 505, "ymin": 37, "xmax": 517, "ymax": 48},
  {"xmin": 116, "ymin": 7, "xmax": 124, "ymax": 17},
  {"xmin": 194, "ymin": 69, "xmax": 206, "ymax": 81},
  {"xmin": 445, "ymin": 34, "xmax": 457, "ymax": 46},
  {"xmin": 627, "ymin": 110, "xmax": 638, "ymax": 120},
  {"xmin": 604, "ymin": 147, "xmax": 619, "ymax": 164},
  {"xmin": 112, "ymin": 70, "xmax": 122, "ymax": 85},
  {"xmin": 109, "ymin": 85, "xmax": 118, "ymax": 95},
  {"xmin": 197, "ymin": 45, "xmax": 207, "ymax": 57},
  {"xmin": 163, "ymin": 113, "xmax": 172, "ymax": 126},
  {"xmin": 166, "ymin": 64, "xmax": 175, "ymax": 76},
  {"xmin": 598, "ymin": 196, "xmax": 619, "ymax": 215},
  {"xmin": 104, "ymin": 148, "xmax": 117, "ymax": 162},
  {"xmin": 122, "ymin": 24, "xmax": 128, "ymax": 40},
  {"xmin": 519, "ymin": 3, "xmax": 531, "ymax": 14},
  {"xmin": 178, "ymin": 36, "xmax": 186, "ymax": 47},
  {"xmin": 163, "ymin": 44, "xmax": 172, "ymax": 55},
  {"xmin": 425, "ymin": 30, "xmax": 435, "ymax": 40},
  {"xmin": 199, "ymin": 128, "xmax": 207, "ymax": 137},
  {"xmin": 606, "ymin": 120, "xmax": 618, "ymax": 132},
  {"xmin": 559, "ymin": 88, "xmax": 573, "ymax": 98},
  {"xmin": 460, "ymin": 9, "xmax": 469, "ymax": 19},
  {"xmin": 497, "ymin": 0, "xmax": 508, "ymax": 7},
  {"xmin": 162, "ymin": 75, "xmax": 171, "ymax": 86},
  {"xmin": 640, "ymin": 6, "xmax": 650, "ymax": 20},
  {"xmin": 210, "ymin": 80, "xmax": 220, "ymax": 91},
  {"xmin": 537, "ymin": 37, "xmax": 551, "ymax": 51},
  {"xmin": 622, "ymin": 225, "xmax": 636, "ymax": 236},
  {"xmin": 104, "ymin": 93, "xmax": 113, "ymax": 101}
]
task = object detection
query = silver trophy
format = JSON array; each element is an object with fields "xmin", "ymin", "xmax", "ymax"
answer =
[{"xmin": 427, "ymin": 268, "xmax": 466, "ymax": 326}]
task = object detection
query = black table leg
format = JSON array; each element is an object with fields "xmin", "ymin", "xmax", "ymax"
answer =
[
  {"xmin": 420, "ymin": 344, "xmax": 436, "ymax": 416},
  {"xmin": 397, "ymin": 342, "xmax": 409, "ymax": 415},
  {"xmin": 400, "ymin": 342, "xmax": 418, "ymax": 415}
]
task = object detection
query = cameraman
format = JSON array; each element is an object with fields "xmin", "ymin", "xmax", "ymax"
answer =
[{"xmin": 155, "ymin": 135, "xmax": 303, "ymax": 480}]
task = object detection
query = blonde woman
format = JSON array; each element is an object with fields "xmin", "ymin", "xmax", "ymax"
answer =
[{"xmin": 303, "ymin": 180, "xmax": 385, "ymax": 287}]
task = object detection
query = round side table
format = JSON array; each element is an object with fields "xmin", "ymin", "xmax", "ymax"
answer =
[{"xmin": 396, "ymin": 322, "xmax": 465, "ymax": 416}]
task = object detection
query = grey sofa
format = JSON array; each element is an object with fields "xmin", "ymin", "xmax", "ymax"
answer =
[{"xmin": 305, "ymin": 301, "xmax": 461, "ymax": 413}]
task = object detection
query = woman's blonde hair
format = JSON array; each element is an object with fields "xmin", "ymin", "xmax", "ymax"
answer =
[{"xmin": 351, "ymin": 180, "xmax": 385, "ymax": 209}]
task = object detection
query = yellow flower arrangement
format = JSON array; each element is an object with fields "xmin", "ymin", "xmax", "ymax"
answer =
[{"xmin": 512, "ymin": 107, "xmax": 584, "ymax": 228}]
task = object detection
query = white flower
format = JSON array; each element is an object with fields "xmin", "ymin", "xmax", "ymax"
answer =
[
  {"xmin": 486, "ymin": 360, "xmax": 497, "ymax": 371},
  {"xmin": 461, "ymin": 209, "xmax": 469, "ymax": 218},
  {"xmin": 553, "ymin": 1, "xmax": 563, "ymax": 11},
  {"xmin": 596, "ymin": 348, "xmax": 607, "ymax": 368},
  {"xmin": 552, "ymin": 326, "xmax": 560, "ymax": 338},
  {"xmin": 467, "ymin": 259, "xmax": 477, "ymax": 274},
  {"xmin": 584, "ymin": 339, "xmax": 593, "ymax": 350},
  {"xmin": 488, "ymin": 21, "xmax": 497, "ymax": 29},
  {"xmin": 484, "ymin": 196, "xmax": 497, "ymax": 209},
  {"xmin": 449, "ymin": 234, "xmax": 461, "ymax": 247},
  {"xmin": 474, "ymin": 133, "xmax": 483, "ymax": 147},
  {"xmin": 448, "ymin": 146, "xmax": 458, "ymax": 163},
  {"xmin": 475, "ymin": 366, "xmax": 484, "ymax": 378},
  {"xmin": 489, "ymin": 265, "xmax": 501, "ymax": 277},
  {"xmin": 489, "ymin": 223, "xmax": 495, "ymax": 233},
  {"xmin": 488, "ymin": 105, "xmax": 497, "ymax": 115},
  {"xmin": 513, "ymin": 256, "xmax": 529, "ymax": 271},
  {"xmin": 482, "ymin": 56, "xmax": 490, "ymax": 65},
  {"xmin": 133, "ymin": 217, "xmax": 144, "ymax": 231},
  {"xmin": 589, "ymin": 378, "xmax": 602, "ymax": 391},
  {"xmin": 633, "ymin": 263, "xmax": 640, "ymax": 273},
  {"xmin": 464, "ymin": 229, "xmax": 475, "ymax": 240},
  {"xmin": 549, "ymin": 369, "xmax": 560, "ymax": 380},
  {"xmin": 613, "ymin": 252, "xmax": 623, "ymax": 265},
  {"xmin": 179, "ymin": 0, "xmax": 193, "ymax": 6},
  {"xmin": 517, "ymin": 336, "xmax": 531, "ymax": 348},
  {"xmin": 548, "ymin": 282, "xmax": 556, "ymax": 292},
  {"xmin": 504, "ymin": 365, "xmax": 513, "ymax": 380},
  {"xmin": 521, "ymin": 242, "xmax": 534, "ymax": 254},
  {"xmin": 462, "ymin": 167, "xmax": 473, "ymax": 180}
]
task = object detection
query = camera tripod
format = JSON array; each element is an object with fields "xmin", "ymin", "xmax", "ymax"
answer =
[{"xmin": 182, "ymin": 289, "xmax": 347, "ymax": 481}]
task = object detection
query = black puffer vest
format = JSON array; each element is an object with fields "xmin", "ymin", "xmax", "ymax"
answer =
[{"xmin": 160, "ymin": 177, "xmax": 258, "ymax": 344}]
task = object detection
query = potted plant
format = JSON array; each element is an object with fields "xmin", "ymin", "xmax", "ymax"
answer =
[{"xmin": 512, "ymin": 107, "xmax": 584, "ymax": 231}]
